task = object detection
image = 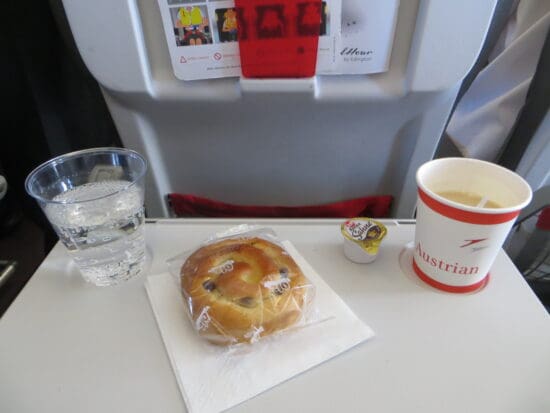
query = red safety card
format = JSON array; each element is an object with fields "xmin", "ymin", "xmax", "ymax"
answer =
[{"xmin": 235, "ymin": 0, "xmax": 322, "ymax": 78}]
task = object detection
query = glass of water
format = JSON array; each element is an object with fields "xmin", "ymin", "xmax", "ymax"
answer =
[{"xmin": 25, "ymin": 148, "xmax": 147, "ymax": 286}]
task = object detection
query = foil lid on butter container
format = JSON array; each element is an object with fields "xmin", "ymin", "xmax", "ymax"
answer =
[{"xmin": 341, "ymin": 218, "xmax": 387, "ymax": 263}]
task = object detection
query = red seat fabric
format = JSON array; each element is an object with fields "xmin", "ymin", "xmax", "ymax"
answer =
[{"xmin": 168, "ymin": 194, "xmax": 393, "ymax": 218}]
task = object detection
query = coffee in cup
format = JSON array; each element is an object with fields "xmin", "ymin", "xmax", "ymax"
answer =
[{"xmin": 413, "ymin": 158, "xmax": 532, "ymax": 293}]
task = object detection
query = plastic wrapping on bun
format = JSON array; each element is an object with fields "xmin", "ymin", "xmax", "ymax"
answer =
[{"xmin": 168, "ymin": 226, "xmax": 316, "ymax": 346}]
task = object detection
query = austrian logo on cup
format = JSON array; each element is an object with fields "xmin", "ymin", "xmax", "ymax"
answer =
[
  {"xmin": 413, "ymin": 158, "xmax": 532, "ymax": 293},
  {"xmin": 417, "ymin": 238, "xmax": 490, "ymax": 277}
]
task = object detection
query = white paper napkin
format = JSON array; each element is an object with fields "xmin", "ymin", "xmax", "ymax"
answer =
[{"xmin": 145, "ymin": 241, "xmax": 375, "ymax": 413}]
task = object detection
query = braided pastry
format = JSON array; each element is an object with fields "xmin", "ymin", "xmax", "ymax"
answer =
[{"xmin": 181, "ymin": 237, "xmax": 311, "ymax": 344}]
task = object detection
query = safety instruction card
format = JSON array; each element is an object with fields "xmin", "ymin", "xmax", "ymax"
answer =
[{"xmin": 157, "ymin": 0, "xmax": 399, "ymax": 80}]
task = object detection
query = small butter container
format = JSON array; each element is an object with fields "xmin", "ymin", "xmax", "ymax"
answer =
[{"xmin": 341, "ymin": 218, "xmax": 387, "ymax": 263}]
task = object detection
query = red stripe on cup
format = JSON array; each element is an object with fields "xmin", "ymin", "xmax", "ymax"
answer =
[
  {"xmin": 418, "ymin": 189, "xmax": 519, "ymax": 225},
  {"xmin": 412, "ymin": 258, "xmax": 489, "ymax": 293}
]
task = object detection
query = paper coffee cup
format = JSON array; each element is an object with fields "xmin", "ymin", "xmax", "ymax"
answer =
[{"xmin": 413, "ymin": 158, "xmax": 532, "ymax": 293}]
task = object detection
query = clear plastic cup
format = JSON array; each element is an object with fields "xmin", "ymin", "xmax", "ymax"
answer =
[{"xmin": 25, "ymin": 148, "xmax": 148, "ymax": 286}]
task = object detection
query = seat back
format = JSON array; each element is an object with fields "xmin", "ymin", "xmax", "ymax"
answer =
[{"xmin": 61, "ymin": 0, "xmax": 498, "ymax": 217}]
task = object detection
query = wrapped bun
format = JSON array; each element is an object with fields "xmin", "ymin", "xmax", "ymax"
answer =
[{"xmin": 181, "ymin": 237, "xmax": 310, "ymax": 344}]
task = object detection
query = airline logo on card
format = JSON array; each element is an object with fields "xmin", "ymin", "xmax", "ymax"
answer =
[{"xmin": 180, "ymin": 56, "xmax": 187, "ymax": 63}]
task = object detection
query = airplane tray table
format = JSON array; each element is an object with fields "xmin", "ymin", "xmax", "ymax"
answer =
[{"xmin": 1, "ymin": 219, "xmax": 549, "ymax": 413}]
